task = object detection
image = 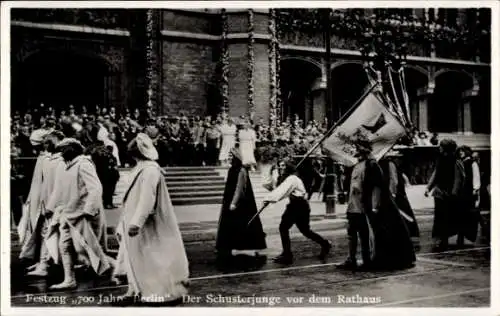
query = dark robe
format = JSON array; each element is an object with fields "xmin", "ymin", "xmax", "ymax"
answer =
[
  {"xmin": 216, "ymin": 159, "xmax": 266, "ymax": 253},
  {"xmin": 85, "ymin": 142, "xmax": 120, "ymax": 206},
  {"xmin": 380, "ymin": 159, "xmax": 420, "ymax": 239},
  {"xmin": 457, "ymin": 158, "xmax": 480, "ymax": 242},
  {"xmin": 361, "ymin": 159, "xmax": 416, "ymax": 269},
  {"xmin": 427, "ymin": 157, "xmax": 465, "ymax": 241}
]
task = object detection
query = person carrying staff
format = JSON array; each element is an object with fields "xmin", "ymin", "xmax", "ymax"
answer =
[{"xmin": 263, "ymin": 162, "xmax": 331, "ymax": 265}]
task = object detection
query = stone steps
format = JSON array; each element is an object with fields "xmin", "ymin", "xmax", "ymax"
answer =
[
  {"xmin": 170, "ymin": 190, "xmax": 226, "ymax": 199},
  {"xmin": 114, "ymin": 166, "xmax": 266, "ymax": 206},
  {"xmin": 163, "ymin": 170, "xmax": 220, "ymax": 177},
  {"xmin": 165, "ymin": 175, "xmax": 225, "ymax": 182},
  {"xmin": 170, "ymin": 196, "xmax": 223, "ymax": 206},
  {"xmin": 168, "ymin": 185, "xmax": 226, "ymax": 193}
]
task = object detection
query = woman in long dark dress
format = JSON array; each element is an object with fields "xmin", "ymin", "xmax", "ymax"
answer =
[
  {"xmin": 425, "ymin": 139, "xmax": 464, "ymax": 250},
  {"xmin": 363, "ymin": 158, "xmax": 416, "ymax": 270},
  {"xmin": 216, "ymin": 147, "xmax": 267, "ymax": 268},
  {"xmin": 455, "ymin": 146, "xmax": 481, "ymax": 247},
  {"xmin": 380, "ymin": 153, "xmax": 420, "ymax": 243}
]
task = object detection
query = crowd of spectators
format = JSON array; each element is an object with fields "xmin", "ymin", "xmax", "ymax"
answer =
[{"xmin": 10, "ymin": 103, "xmax": 440, "ymax": 168}]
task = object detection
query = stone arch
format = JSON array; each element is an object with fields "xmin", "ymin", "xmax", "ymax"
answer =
[
  {"xmin": 433, "ymin": 69, "xmax": 478, "ymax": 91},
  {"xmin": 330, "ymin": 60, "xmax": 364, "ymax": 71},
  {"xmin": 12, "ymin": 48, "xmax": 118, "ymax": 113},
  {"xmin": 281, "ymin": 56, "xmax": 323, "ymax": 73},
  {"xmin": 18, "ymin": 46, "xmax": 119, "ymax": 74},
  {"xmin": 404, "ymin": 64, "xmax": 429, "ymax": 79}
]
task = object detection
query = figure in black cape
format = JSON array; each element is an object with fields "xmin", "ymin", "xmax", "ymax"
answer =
[
  {"xmin": 425, "ymin": 139, "xmax": 465, "ymax": 250},
  {"xmin": 455, "ymin": 145, "xmax": 481, "ymax": 247},
  {"xmin": 380, "ymin": 151, "xmax": 420, "ymax": 243},
  {"xmin": 215, "ymin": 147, "xmax": 267, "ymax": 268},
  {"xmin": 338, "ymin": 138, "xmax": 416, "ymax": 271}
]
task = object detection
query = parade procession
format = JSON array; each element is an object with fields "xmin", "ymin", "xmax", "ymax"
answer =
[{"xmin": 3, "ymin": 3, "xmax": 495, "ymax": 312}]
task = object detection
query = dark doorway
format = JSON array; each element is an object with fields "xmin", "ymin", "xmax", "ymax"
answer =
[
  {"xmin": 331, "ymin": 63, "xmax": 369, "ymax": 120},
  {"xmin": 12, "ymin": 50, "xmax": 110, "ymax": 114},
  {"xmin": 428, "ymin": 71, "xmax": 472, "ymax": 133},
  {"xmin": 280, "ymin": 59, "xmax": 322, "ymax": 122}
]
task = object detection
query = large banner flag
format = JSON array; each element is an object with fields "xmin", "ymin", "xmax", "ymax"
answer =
[{"xmin": 322, "ymin": 88, "xmax": 407, "ymax": 167}]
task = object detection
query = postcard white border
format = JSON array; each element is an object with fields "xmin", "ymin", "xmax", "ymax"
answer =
[{"xmin": 1, "ymin": 1, "xmax": 498, "ymax": 316}]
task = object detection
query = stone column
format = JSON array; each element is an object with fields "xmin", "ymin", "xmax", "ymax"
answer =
[
  {"xmin": 225, "ymin": 9, "xmax": 271, "ymax": 122},
  {"xmin": 460, "ymin": 88, "xmax": 479, "ymax": 135},
  {"xmin": 416, "ymin": 85, "xmax": 434, "ymax": 132}
]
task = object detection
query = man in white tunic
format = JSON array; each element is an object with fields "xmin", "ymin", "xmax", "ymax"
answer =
[
  {"xmin": 263, "ymin": 162, "xmax": 331, "ymax": 264},
  {"xmin": 26, "ymin": 131, "xmax": 66, "ymax": 276},
  {"xmin": 45, "ymin": 138, "xmax": 111, "ymax": 289},
  {"xmin": 113, "ymin": 133, "xmax": 189, "ymax": 305},
  {"xmin": 18, "ymin": 139, "xmax": 51, "ymax": 261}
]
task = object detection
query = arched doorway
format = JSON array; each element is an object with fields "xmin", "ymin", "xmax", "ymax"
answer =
[
  {"xmin": 429, "ymin": 71, "xmax": 473, "ymax": 133},
  {"xmin": 280, "ymin": 58, "xmax": 322, "ymax": 123},
  {"xmin": 402, "ymin": 66, "xmax": 429, "ymax": 127},
  {"xmin": 12, "ymin": 50, "xmax": 113, "ymax": 115},
  {"xmin": 331, "ymin": 63, "xmax": 369, "ymax": 120}
]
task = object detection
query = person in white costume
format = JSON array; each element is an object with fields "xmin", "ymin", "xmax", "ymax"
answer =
[
  {"xmin": 45, "ymin": 138, "xmax": 111, "ymax": 290},
  {"xmin": 113, "ymin": 133, "xmax": 189, "ymax": 306},
  {"xmin": 17, "ymin": 139, "xmax": 51, "ymax": 262},
  {"xmin": 24, "ymin": 131, "xmax": 66, "ymax": 277},
  {"xmin": 218, "ymin": 118, "xmax": 237, "ymax": 166},
  {"xmin": 238, "ymin": 120, "xmax": 257, "ymax": 169}
]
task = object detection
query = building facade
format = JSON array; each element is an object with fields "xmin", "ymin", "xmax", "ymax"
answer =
[{"xmin": 11, "ymin": 8, "xmax": 491, "ymax": 141}]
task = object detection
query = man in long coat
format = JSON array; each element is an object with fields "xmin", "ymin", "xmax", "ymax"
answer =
[
  {"xmin": 24, "ymin": 131, "xmax": 66, "ymax": 276},
  {"xmin": 113, "ymin": 133, "xmax": 189, "ymax": 305},
  {"xmin": 45, "ymin": 138, "xmax": 111, "ymax": 289},
  {"xmin": 17, "ymin": 139, "xmax": 51, "ymax": 262}
]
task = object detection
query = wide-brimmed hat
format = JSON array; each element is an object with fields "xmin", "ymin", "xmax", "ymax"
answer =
[
  {"xmin": 135, "ymin": 133, "xmax": 158, "ymax": 161},
  {"xmin": 56, "ymin": 138, "xmax": 84, "ymax": 150}
]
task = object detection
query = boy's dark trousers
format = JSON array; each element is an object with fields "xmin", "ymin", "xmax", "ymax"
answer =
[
  {"xmin": 346, "ymin": 212, "xmax": 371, "ymax": 265},
  {"xmin": 279, "ymin": 197, "xmax": 329, "ymax": 256}
]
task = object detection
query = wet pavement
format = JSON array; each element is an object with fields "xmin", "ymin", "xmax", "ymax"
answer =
[{"xmin": 10, "ymin": 219, "xmax": 490, "ymax": 308}]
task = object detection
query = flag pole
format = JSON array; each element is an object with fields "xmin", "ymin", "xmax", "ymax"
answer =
[
  {"xmin": 295, "ymin": 82, "xmax": 379, "ymax": 169},
  {"xmin": 247, "ymin": 83, "xmax": 380, "ymax": 228}
]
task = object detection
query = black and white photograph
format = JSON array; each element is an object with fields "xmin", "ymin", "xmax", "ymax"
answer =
[{"xmin": 1, "ymin": 1, "xmax": 498, "ymax": 314}]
